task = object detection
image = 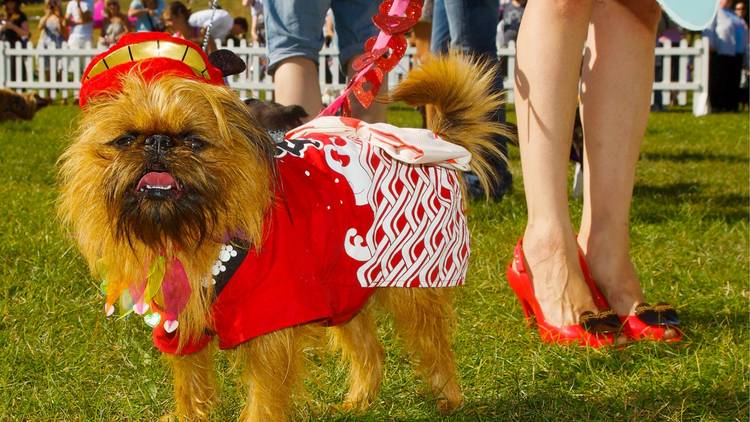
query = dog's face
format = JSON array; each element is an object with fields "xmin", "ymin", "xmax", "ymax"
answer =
[{"xmin": 59, "ymin": 73, "xmax": 275, "ymax": 256}]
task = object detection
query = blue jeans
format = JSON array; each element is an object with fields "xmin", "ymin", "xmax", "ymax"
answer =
[
  {"xmin": 431, "ymin": 0, "xmax": 512, "ymax": 199},
  {"xmin": 431, "ymin": 0, "xmax": 499, "ymax": 58},
  {"xmin": 264, "ymin": 0, "xmax": 379, "ymax": 75}
]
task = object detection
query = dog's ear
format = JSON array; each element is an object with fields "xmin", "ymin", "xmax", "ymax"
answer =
[{"xmin": 208, "ymin": 49, "xmax": 247, "ymax": 77}]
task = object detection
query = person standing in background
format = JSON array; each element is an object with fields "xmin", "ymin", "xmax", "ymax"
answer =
[
  {"xmin": 39, "ymin": 0, "xmax": 67, "ymax": 49},
  {"xmin": 242, "ymin": 0, "xmax": 264, "ymax": 46},
  {"xmin": 736, "ymin": 1, "xmax": 749, "ymax": 24},
  {"xmin": 226, "ymin": 16, "xmax": 248, "ymax": 45},
  {"xmin": 242, "ymin": 0, "xmax": 267, "ymax": 77},
  {"xmin": 263, "ymin": 0, "xmax": 385, "ymax": 123},
  {"xmin": 411, "ymin": 0, "xmax": 433, "ymax": 64},
  {"xmin": 406, "ymin": 0, "xmax": 433, "ymax": 128},
  {"xmin": 498, "ymin": 0, "xmax": 525, "ymax": 48},
  {"xmin": 162, "ymin": 1, "xmax": 199, "ymax": 44},
  {"xmin": 431, "ymin": 0, "xmax": 513, "ymax": 200},
  {"xmin": 733, "ymin": 1, "xmax": 748, "ymax": 108},
  {"xmin": 65, "ymin": 0, "xmax": 93, "ymax": 47},
  {"xmin": 319, "ymin": 9, "xmax": 342, "ymax": 99},
  {"xmin": 0, "ymin": 0, "xmax": 30, "ymax": 47},
  {"xmin": 0, "ymin": 0, "xmax": 30, "ymax": 82},
  {"xmin": 92, "ymin": 0, "xmax": 105, "ymax": 32},
  {"xmin": 128, "ymin": 0, "xmax": 162, "ymax": 32},
  {"xmin": 188, "ymin": 4, "xmax": 232, "ymax": 47},
  {"xmin": 735, "ymin": 1, "xmax": 749, "ymax": 108},
  {"xmin": 704, "ymin": 0, "xmax": 742, "ymax": 111},
  {"xmin": 99, "ymin": 0, "xmax": 129, "ymax": 47},
  {"xmin": 653, "ymin": 15, "xmax": 685, "ymax": 111},
  {"xmin": 38, "ymin": 0, "xmax": 66, "ymax": 81}
]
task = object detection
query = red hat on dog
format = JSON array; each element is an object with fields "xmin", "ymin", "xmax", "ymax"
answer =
[{"xmin": 79, "ymin": 32, "xmax": 225, "ymax": 107}]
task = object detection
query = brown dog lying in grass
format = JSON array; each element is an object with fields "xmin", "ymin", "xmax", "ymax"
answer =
[
  {"xmin": 58, "ymin": 33, "xmax": 506, "ymax": 420},
  {"xmin": 0, "ymin": 88, "xmax": 51, "ymax": 121}
]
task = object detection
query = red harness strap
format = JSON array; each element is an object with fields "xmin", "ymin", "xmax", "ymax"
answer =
[{"xmin": 319, "ymin": 0, "xmax": 424, "ymax": 117}]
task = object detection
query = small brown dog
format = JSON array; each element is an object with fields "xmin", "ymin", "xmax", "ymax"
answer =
[
  {"xmin": 58, "ymin": 33, "xmax": 506, "ymax": 420},
  {"xmin": 0, "ymin": 88, "xmax": 51, "ymax": 121}
]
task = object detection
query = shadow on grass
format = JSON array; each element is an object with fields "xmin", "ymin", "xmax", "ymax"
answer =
[
  {"xmin": 322, "ymin": 385, "xmax": 747, "ymax": 421},
  {"xmin": 652, "ymin": 107, "xmax": 694, "ymax": 113},
  {"xmin": 454, "ymin": 386, "xmax": 747, "ymax": 421},
  {"xmin": 677, "ymin": 306, "xmax": 749, "ymax": 340},
  {"xmin": 641, "ymin": 151, "xmax": 749, "ymax": 164},
  {"xmin": 632, "ymin": 182, "xmax": 749, "ymax": 224}
]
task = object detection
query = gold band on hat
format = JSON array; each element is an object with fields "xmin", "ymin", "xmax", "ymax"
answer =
[{"xmin": 85, "ymin": 39, "xmax": 210, "ymax": 81}]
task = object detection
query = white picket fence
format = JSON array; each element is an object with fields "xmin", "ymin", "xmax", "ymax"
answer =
[{"xmin": 0, "ymin": 37, "xmax": 710, "ymax": 115}]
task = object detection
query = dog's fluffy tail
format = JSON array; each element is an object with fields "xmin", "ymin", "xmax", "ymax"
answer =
[{"xmin": 387, "ymin": 53, "xmax": 511, "ymax": 197}]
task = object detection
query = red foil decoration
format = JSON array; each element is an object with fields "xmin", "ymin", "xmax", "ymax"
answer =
[{"xmin": 322, "ymin": 0, "xmax": 423, "ymax": 116}]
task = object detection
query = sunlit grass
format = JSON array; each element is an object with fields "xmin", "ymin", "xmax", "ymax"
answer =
[{"xmin": 0, "ymin": 105, "xmax": 747, "ymax": 420}]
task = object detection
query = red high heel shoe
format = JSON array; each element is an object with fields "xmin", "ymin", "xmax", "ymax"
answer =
[
  {"xmin": 619, "ymin": 304, "xmax": 683, "ymax": 342},
  {"xmin": 577, "ymin": 250, "xmax": 683, "ymax": 343},
  {"xmin": 507, "ymin": 239, "xmax": 619, "ymax": 348}
]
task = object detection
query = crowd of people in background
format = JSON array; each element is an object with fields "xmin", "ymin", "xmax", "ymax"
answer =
[
  {"xmin": 0, "ymin": 0, "xmax": 258, "ymax": 49},
  {"xmin": 0, "ymin": 0, "xmax": 747, "ymax": 112}
]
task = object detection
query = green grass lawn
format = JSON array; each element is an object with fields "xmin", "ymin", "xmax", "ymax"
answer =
[{"xmin": 0, "ymin": 105, "xmax": 747, "ymax": 420}]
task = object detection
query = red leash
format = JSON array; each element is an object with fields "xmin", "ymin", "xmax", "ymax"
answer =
[{"xmin": 319, "ymin": 0, "xmax": 424, "ymax": 117}]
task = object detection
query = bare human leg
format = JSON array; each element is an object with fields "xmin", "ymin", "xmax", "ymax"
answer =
[
  {"xmin": 271, "ymin": 56, "xmax": 387, "ymax": 124},
  {"xmin": 514, "ymin": 0, "xmax": 597, "ymax": 327},
  {"xmin": 272, "ymin": 57, "xmax": 324, "ymax": 123},
  {"xmin": 578, "ymin": 0, "xmax": 678, "ymax": 339}
]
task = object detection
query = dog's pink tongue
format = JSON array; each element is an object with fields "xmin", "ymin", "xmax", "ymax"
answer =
[{"xmin": 136, "ymin": 172, "xmax": 176, "ymax": 191}]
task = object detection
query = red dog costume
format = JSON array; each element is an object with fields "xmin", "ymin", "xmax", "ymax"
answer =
[{"xmin": 82, "ymin": 33, "xmax": 473, "ymax": 355}]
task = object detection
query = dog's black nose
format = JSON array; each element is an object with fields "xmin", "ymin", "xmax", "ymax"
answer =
[{"xmin": 144, "ymin": 134, "xmax": 174, "ymax": 155}]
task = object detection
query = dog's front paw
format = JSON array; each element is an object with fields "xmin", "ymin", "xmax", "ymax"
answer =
[
  {"xmin": 436, "ymin": 391, "xmax": 464, "ymax": 414},
  {"xmin": 338, "ymin": 397, "xmax": 371, "ymax": 414}
]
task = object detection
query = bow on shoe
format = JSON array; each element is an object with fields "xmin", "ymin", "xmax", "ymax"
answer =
[
  {"xmin": 580, "ymin": 309, "xmax": 622, "ymax": 334},
  {"xmin": 634, "ymin": 302, "xmax": 681, "ymax": 327}
]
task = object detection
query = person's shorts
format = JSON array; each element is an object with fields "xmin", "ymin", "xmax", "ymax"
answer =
[{"xmin": 264, "ymin": 0, "xmax": 379, "ymax": 75}]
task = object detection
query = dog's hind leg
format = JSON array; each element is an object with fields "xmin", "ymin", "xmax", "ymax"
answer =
[
  {"xmin": 377, "ymin": 288, "xmax": 463, "ymax": 413},
  {"xmin": 237, "ymin": 328, "xmax": 303, "ymax": 422},
  {"xmin": 167, "ymin": 343, "xmax": 219, "ymax": 420},
  {"xmin": 330, "ymin": 308, "xmax": 384, "ymax": 412}
]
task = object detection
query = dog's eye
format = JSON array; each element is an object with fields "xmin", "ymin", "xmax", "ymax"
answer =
[
  {"xmin": 184, "ymin": 136, "xmax": 207, "ymax": 151},
  {"xmin": 112, "ymin": 134, "xmax": 136, "ymax": 148}
]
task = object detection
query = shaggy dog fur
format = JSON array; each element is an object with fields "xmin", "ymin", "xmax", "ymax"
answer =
[
  {"xmin": 243, "ymin": 98, "xmax": 308, "ymax": 131},
  {"xmin": 0, "ymin": 88, "xmax": 51, "ymax": 121},
  {"xmin": 58, "ymin": 54, "xmax": 507, "ymax": 420}
]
